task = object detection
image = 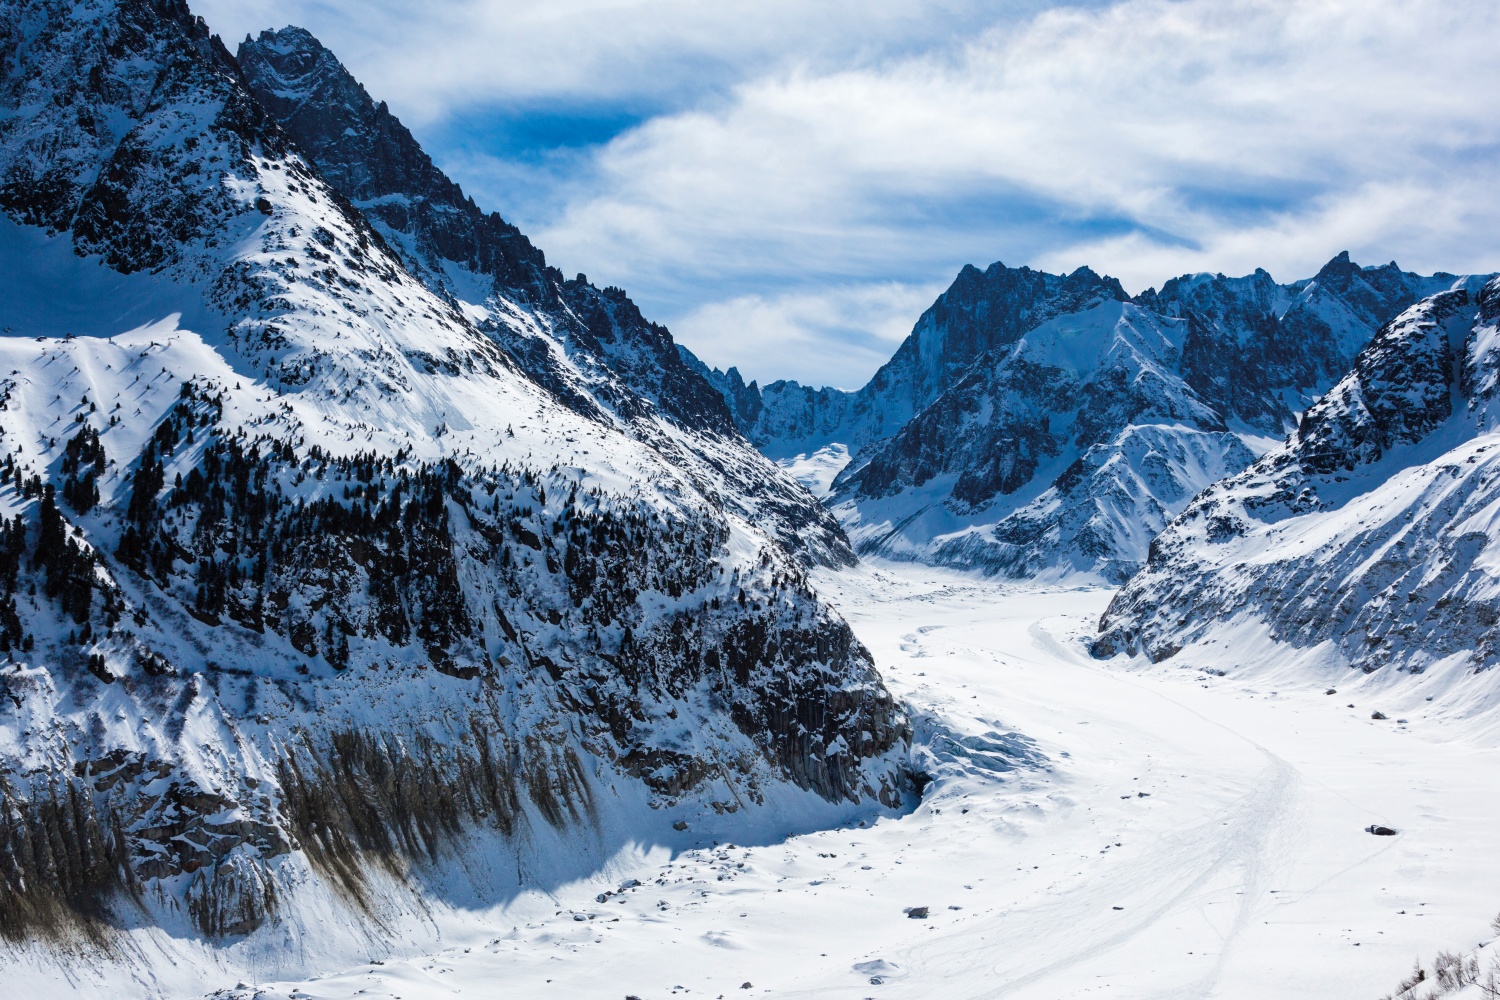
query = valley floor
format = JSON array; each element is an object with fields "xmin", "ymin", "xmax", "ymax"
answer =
[{"xmin": 196, "ymin": 565, "xmax": 1500, "ymax": 997}]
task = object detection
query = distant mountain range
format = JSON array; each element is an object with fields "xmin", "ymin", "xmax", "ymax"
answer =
[{"xmin": 695, "ymin": 254, "xmax": 1490, "ymax": 581}]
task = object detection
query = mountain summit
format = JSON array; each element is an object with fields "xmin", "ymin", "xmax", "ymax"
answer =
[
  {"xmin": 703, "ymin": 255, "xmax": 1482, "ymax": 581},
  {"xmin": 0, "ymin": 0, "xmax": 908, "ymax": 964},
  {"xmin": 235, "ymin": 26, "xmax": 854, "ymax": 567}
]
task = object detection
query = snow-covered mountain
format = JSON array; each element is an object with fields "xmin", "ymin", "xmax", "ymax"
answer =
[
  {"xmin": 235, "ymin": 26, "xmax": 853, "ymax": 568},
  {"xmin": 1095, "ymin": 275, "xmax": 1500, "ymax": 673},
  {"xmin": 703, "ymin": 256, "xmax": 1482, "ymax": 581},
  {"xmin": 694, "ymin": 262, "xmax": 1129, "ymax": 462},
  {"xmin": 0, "ymin": 0, "xmax": 907, "ymax": 968}
]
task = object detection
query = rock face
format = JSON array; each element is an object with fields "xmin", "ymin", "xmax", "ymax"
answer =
[
  {"xmin": 1144, "ymin": 253, "xmax": 1458, "ymax": 432},
  {"xmin": 0, "ymin": 0, "xmax": 908, "ymax": 962},
  {"xmin": 697, "ymin": 262, "xmax": 1129, "ymax": 461},
  {"xmin": 236, "ymin": 27, "xmax": 853, "ymax": 568},
  {"xmin": 1095, "ymin": 278, "xmax": 1500, "ymax": 672},
  {"xmin": 703, "ymin": 255, "xmax": 1480, "ymax": 581}
]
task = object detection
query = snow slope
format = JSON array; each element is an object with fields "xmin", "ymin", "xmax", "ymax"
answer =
[{"xmin": 1097, "ymin": 277, "xmax": 1500, "ymax": 674}]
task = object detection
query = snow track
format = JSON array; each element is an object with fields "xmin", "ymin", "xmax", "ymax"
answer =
[{"xmin": 192, "ymin": 562, "xmax": 1500, "ymax": 1000}]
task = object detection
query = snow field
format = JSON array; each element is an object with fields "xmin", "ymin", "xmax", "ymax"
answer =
[{"xmin": 198, "ymin": 561, "xmax": 1500, "ymax": 999}]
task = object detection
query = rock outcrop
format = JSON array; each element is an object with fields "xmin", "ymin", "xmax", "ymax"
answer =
[{"xmin": 1095, "ymin": 279, "xmax": 1500, "ymax": 670}]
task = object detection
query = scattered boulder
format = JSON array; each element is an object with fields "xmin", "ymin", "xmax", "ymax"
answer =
[
  {"xmin": 1372, "ymin": 711, "xmax": 1388, "ymax": 720},
  {"xmin": 905, "ymin": 906, "xmax": 929, "ymax": 919},
  {"xmin": 1326, "ymin": 688, "xmax": 1337, "ymax": 695},
  {"xmin": 673, "ymin": 820, "xmax": 689, "ymax": 831},
  {"xmin": 1366, "ymin": 824, "xmax": 1398, "ymax": 836},
  {"xmin": 854, "ymin": 959, "xmax": 902, "ymax": 985}
]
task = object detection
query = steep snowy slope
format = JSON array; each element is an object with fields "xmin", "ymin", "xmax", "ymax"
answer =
[
  {"xmin": 828, "ymin": 300, "xmax": 1250, "ymax": 580},
  {"xmin": 1144, "ymin": 253, "xmax": 1463, "ymax": 431},
  {"xmin": 720, "ymin": 254, "xmax": 1482, "ymax": 581},
  {"xmin": 235, "ymin": 27, "xmax": 853, "ymax": 567},
  {"xmin": 0, "ymin": 0, "xmax": 908, "ymax": 973},
  {"xmin": 1096, "ymin": 277, "xmax": 1500, "ymax": 671}
]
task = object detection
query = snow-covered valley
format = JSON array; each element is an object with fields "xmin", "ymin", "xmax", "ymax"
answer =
[
  {"xmin": 2, "ymin": 3, "xmax": 1498, "ymax": 996},
  {"xmin": 72, "ymin": 561, "xmax": 1493, "ymax": 1000}
]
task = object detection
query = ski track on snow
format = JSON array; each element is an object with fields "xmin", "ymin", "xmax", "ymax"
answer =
[{"xmin": 19, "ymin": 561, "xmax": 1500, "ymax": 999}]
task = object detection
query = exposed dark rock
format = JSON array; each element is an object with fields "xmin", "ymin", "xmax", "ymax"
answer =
[{"xmin": 0, "ymin": 0, "xmax": 909, "ymax": 952}]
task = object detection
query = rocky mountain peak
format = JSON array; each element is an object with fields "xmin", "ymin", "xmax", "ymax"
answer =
[
  {"xmin": 0, "ymin": 0, "xmax": 900, "ymax": 958},
  {"xmin": 238, "ymin": 24, "xmax": 858, "ymax": 565},
  {"xmin": 237, "ymin": 26, "xmax": 553, "ymax": 305}
]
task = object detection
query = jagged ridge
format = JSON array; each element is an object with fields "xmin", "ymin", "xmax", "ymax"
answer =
[
  {"xmin": 0, "ymin": 0, "xmax": 909, "ymax": 960},
  {"xmin": 1095, "ymin": 278, "xmax": 1500, "ymax": 672}
]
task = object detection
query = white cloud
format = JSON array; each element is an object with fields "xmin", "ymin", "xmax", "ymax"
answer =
[
  {"xmin": 509, "ymin": 0, "xmax": 1500, "ymax": 386},
  {"xmin": 672, "ymin": 282, "xmax": 944, "ymax": 390},
  {"xmin": 194, "ymin": 0, "xmax": 1011, "ymax": 122},
  {"xmin": 537, "ymin": 0, "xmax": 1500, "ymax": 288},
  {"xmin": 198, "ymin": 0, "xmax": 1500, "ymax": 388}
]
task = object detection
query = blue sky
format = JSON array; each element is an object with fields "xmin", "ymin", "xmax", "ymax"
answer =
[{"xmin": 201, "ymin": 0, "xmax": 1500, "ymax": 389}]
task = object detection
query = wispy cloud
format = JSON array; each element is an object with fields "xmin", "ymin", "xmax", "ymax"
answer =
[
  {"xmin": 673, "ymin": 282, "xmax": 946, "ymax": 389},
  {"xmin": 200, "ymin": 0, "xmax": 1500, "ymax": 388},
  {"xmin": 195, "ymin": 0, "xmax": 1020, "ymax": 121}
]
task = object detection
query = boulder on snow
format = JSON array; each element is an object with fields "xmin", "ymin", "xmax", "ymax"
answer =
[
  {"xmin": 905, "ymin": 906, "xmax": 929, "ymax": 919},
  {"xmin": 1366, "ymin": 824, "xmax": 1398, "ymax": 836}
]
